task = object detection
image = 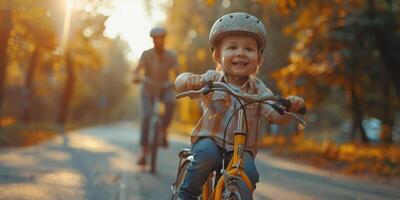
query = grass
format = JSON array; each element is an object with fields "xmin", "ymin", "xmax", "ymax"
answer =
[
  {"xmin": 0, "ymin": 121, "xmax": 59, "ymax": 148},
  {"xmin": 0, "ymin": 118, "xmax": 193, "ymax": 149},
  {"xmin": 261, "ymin": 134, "xmax": 400, "ymax": 179}
]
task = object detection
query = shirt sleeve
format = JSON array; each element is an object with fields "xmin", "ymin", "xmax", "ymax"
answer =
[
  {"xmin": 255, "ymin": 78, "xmax": 276, "ymax": 121},
  {"xmin": 261, "ymin": 101, "xmax": 275, "ymax": 121}
]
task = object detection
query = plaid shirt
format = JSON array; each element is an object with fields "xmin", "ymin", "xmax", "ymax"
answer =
[{"xmin": 190, "ymin": 70, "xmax": 275, "ymax": 157}]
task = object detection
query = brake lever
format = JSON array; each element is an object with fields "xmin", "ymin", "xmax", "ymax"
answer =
[
  {"xmin": 285, "ymin": 112, "xmax": 307, "ymax": 127},
  {"xmin": 272, "ymin": 98, "xmax": 307, "ymax": 127}
]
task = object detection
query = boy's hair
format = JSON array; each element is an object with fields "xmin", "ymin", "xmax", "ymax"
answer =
[{"xmin": 209, "ymin": 12, "xmax": 267, "ymax": 53}]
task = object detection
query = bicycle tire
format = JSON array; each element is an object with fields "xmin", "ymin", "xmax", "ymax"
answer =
[
  {"xmin": 221, "ymin": 176, "xmax": 253, "ymax": 200},
  {"xmin": 150, "ymin": 117, "xmax": 161, "ymax": 174},
  {"xmin": 171, "ymin": 160, "xmax": 191, "ymax": 200}
]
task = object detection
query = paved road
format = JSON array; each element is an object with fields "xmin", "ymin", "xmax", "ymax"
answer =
[{"xmin": 0, "ymin": 122, "xmax": 399, "ymax": 200}]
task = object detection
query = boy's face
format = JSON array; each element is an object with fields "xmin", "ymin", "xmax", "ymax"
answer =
[{"xmin": 214, "ymin": 35, "xmax": 262, "ymax": 77}]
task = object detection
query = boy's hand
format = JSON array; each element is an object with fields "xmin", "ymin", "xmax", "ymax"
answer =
[
  {"xmin": 201, "ymin": 70, "xmax": 219, "ymax": 83},
  {"xmin": 186, "ymin": 74, "xmax": 203, "ymax": 90},
  {"xmin": 287, "ymin": 96, "xmax": 304, "ymax": 113},
  {"xmin": 186, "ymin": 70, "xmax": 219, "ymax": 90}
]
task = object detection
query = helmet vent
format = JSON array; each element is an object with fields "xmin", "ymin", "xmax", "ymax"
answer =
[{"xmin": 209, "ymin": 12, "xmax": 267, "ymax": 51}]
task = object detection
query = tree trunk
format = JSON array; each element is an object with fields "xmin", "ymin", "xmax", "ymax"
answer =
[
  {"xmin": 0, "ymin": 9, "xmax": 12, "ymax": 118},
  {"xmin": 367, "ymin": 0, "xmax": 397, "ymax": 143},
  {"xmin": 350, "ymin": 86, "xmax": 368, "ymax": 143},
  {"xmin": 22, "ymin": 47, "xmax": 40, "ymax": 122},
  {"xmin": 57, "ymin": 51, "xmax": 75, "ymax": 126},
  {"xmin": 349, "ymin": 62, "xmax": 368, "ymax": 143},
  {"xmin": 381, "ymin": 78, "xmax": 393, "ymax": 143},
  {"xmin": 372, "ymin": 1, "xmax": 400, "ymax": 98}
]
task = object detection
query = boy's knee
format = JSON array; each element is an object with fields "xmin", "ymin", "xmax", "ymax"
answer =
[
  {"xmin": 195, "ymin": 149, "xmax": 219, "ymax": 169},
  {"xmin": 192, "ymin": 138, "xmax": 221, "ymax": 170}
]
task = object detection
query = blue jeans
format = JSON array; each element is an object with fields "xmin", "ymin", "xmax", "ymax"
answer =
[
  {"xmin": 139, "ymin": 84, "xmax": 175, "ymax": 146},
  {"xmin": 178, "ymin": 137, "xmax": 259, "ymax": 200}
]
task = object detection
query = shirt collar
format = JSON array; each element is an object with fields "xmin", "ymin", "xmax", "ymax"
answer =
[{"xmin": 218, "ymin": 71, "xmax": 256, "ymax": 93}]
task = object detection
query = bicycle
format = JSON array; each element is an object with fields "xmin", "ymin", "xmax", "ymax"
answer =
[
  {"xmin": 171, "ymin": 81, "xmax": 306, "ymax": 199},
  {"xmin": 134, "ymin": 77, "xmax": 173, "ymax": 174}
]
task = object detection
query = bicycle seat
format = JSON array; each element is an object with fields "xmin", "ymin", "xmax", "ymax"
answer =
[{"xmin": 178, "ymin": 148, "xmax": 192, "ymax": 158}]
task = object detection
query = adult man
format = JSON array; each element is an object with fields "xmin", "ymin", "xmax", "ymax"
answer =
[{"xmin": 133, "ymin": 27, "xmax": 179, "ymax": 165}]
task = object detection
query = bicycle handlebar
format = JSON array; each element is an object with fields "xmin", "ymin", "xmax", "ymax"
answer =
[
  {"xmin": 176, "ymin": 81, "xmax": 307, "ymax": 126},
  {"xmin": 177, "ymin": 82, "xmax": 280, "ymax": 102}
]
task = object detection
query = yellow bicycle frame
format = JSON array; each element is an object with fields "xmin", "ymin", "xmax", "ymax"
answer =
[{"xmin": 203, "ymin": 130, "xmax": 254, "ymax": 199}]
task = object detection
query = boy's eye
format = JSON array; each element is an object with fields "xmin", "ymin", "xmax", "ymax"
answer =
[
  {"xmin": 227, "ymin": 45, "xmax": 236, "ymax": 50},
  {"xmin": 246, "ymin": 47, "xmax": 256, "ymax": 51}
]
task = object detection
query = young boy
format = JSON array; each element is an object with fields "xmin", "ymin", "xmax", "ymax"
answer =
[{"xmin": 175, "ymin": 12, "xmax": 304, "ymax": 199}]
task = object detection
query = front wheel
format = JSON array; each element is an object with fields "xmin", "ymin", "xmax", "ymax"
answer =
[{"xmin": 221, "ymin": 176, "xmax": 252, "ymax": 200}]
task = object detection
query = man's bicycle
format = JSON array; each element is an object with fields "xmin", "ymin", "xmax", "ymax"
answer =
[
  {"xmin": 171, "ymin": 81, "xmax": 306, "ymax": 199},
  {"xmin": 134, "ymin": 77, "xmax": 173, "ymax": 174}
]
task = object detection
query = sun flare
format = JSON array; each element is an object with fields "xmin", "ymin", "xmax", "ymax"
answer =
[
  {"xmin": 104, "ymin": 0, "xmax": 168, "ymax": 62},
  {"xmin": 61, "ymin": 0, "xmax": 74, "ymax": 53}
]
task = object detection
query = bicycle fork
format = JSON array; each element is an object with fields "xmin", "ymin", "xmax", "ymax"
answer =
[{"xmin": 213, "ymin": 104, "xmax": 254, "ymax": 199}]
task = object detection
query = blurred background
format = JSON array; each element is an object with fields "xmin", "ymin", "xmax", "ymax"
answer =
[{"xmin": 0, "ymin": 0, "xmax": 399, "ymax": 177}]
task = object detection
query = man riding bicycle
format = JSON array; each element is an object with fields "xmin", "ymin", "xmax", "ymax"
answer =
[{"xmin": 133, "ymin": 27, "xmax": 179, "ymax": 165}]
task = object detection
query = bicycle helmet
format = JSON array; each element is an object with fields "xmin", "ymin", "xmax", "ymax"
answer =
[
  {"xmin": 150, "ymin": 27, "xmax": 167, "ymax": 37},
  {"xmin": 209, "ymin": 12, "xmax": 267, "ymax": 52}
]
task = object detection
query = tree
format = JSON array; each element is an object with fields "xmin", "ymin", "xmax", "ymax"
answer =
[
  {"xmin": 0, "ymin": 9, "xmax": 12, "ymax": 119},
  {"xmin": 13, "ymin": 4, "xmax": 57, "ymax": 122},
  {"xmin": 272, "ymin": 0, "xmax": 400, "ymax": 143},
  {"xmin": 57, "ymin": 5, "xmax": 109, "ymax": 126}
]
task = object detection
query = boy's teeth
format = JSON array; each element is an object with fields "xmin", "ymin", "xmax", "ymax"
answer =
[{"xmin": 234, "ymin": 62, "xmax": 246, "ymax": 66}]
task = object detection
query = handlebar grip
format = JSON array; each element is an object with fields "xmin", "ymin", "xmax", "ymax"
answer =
[
  {"xmin": 271, "ymin": 104, "xmax": 285, "ymax": 115},
  {"xmin": 277, "ymin": 97, "xmax": 307, "ymax": 115},
  {"xmin": 277, "ymin": 98, "xmax": 291, "ymax": 110}
]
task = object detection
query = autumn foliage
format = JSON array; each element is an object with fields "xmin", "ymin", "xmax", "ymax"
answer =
[
  {"xmin": 262, "ymin": 134, "xmax": 400, "ymax": 177},
  {"xmin": 0, "ymin": 0, "xmax": 399, "ymax": 179}
]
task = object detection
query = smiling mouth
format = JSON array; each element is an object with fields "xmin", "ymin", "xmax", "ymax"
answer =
[{"xmin": 232, "ymin": 61, "xmax": 248, "ymax": 67}]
